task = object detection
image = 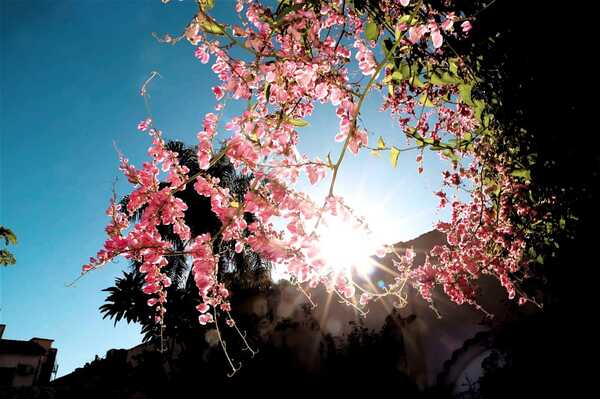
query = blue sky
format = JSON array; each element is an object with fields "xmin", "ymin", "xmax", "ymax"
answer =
[{"xmin": 1, "ymin": 0, "xmax": 450, "ymax": 377}]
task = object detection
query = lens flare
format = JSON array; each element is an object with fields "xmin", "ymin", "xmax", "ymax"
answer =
[{"xmin": 316, "ymin": 216, "xmax": 380, "ymax": 276}]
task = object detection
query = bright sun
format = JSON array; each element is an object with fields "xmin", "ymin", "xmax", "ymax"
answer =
[
  {"xmin": 271, "ymin": 189, "xmax": 401, "ymax": 282},
  {"xmin": 316, "ymin": 217, "xmax": 380, "ymax": 276}
]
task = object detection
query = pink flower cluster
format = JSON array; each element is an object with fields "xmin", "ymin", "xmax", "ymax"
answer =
[
  {"xmin": 84, "ymin": 0, "xmax": 540, "ymax": 345},
  {"xmin": 189, "ymin": 234, "xmax": 232, "ymax": 325}
]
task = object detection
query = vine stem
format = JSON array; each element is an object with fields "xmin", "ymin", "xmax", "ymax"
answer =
[
  {"xmin": 321, "ymin": 0, "xmax": 424, "ymax": 209},
  {"xmin": 334, "ymin": 288, "xmax": 368, "ymax": 317},
  {"xmin": 213, "ymin": 308, "xmax": 241, "ymax": 377},
  {"xmin": 226, "ymin": 311, "xmax": 259, "ymax": 357},
  {"xmin": 314, "ymin": 25, "xmax": 409, "ymax": 231}
]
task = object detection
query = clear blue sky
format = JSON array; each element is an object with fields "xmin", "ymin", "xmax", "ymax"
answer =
[{"xmin": 1, "ymin": 0, "xmax": 450, "ymax": 378}]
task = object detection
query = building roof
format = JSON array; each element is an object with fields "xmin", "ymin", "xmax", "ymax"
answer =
[{"xmin": 0, "ymin": 339, "xmax": 47, "ymax": 356}]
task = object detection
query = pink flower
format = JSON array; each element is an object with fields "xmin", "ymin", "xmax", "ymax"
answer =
[
  {"xmin": 265, "ymin": 70, "xmax": 277, "ymax": 83},
  {"xmin": 461, "ymin": 21, "xmax": 472, "ymax": 33},
  {"xmin": 353, "ymin": 40, "xmax": 376, "ymax": 76},
  {"xmin": 147, "ymin": 298, "xmax": 158, "ymax": 306},
  {"xmin": 330, "ymin": 86, "xmax": 343, "ymax": 106},
  {"xmin": 235, "ymin": 240, "xmax": 244, "ymax": 253},
  {"xmin": 336, "ymin": 46, "xmax": 351, "ymax": 58},
  {"xmin": 306, "ymin": 160, "xmax": 326, "ymax": 185},
  {"xmin": 429, "ymin": 21, "xmax": 443, "ymax": 49},
  {"xmin": 196, "ymin": 303, "xmax": 210, "ymax": 313},
  {"xmin": 314, "ymin": 82, "xmax": 329, "ymax": 102},
  {"xmin": 220, "ymin": 302, "xmax": 231, "ymax": 312},
  {"xmin": 198, "ymin": 313, "xmax": 214, "ymax": 325},
  {"xmin": 408, "ymin": 25, "xmax": 427, "ymax": 44},
  {"xmin": 441, "ymin": 13, "xmax": 456, "ymax": 32},
  {"xmin": 348, "ymin": 129, "xmax": 368, "ymax": 154},
  {"xmin": 400, "ymin": 0, "xmax": 410, "ymax": 6},
  {"xmin": 342, "ymin": 285, "xmax": 355, "ymax": 298},
  {"xmin": 142, "ymin": 283, "xmax": 160, "ymax": 295},
  {"xmin": 212, "ymin": 86, "xmax": 224, "ymax": 100},
  {"xmin": 194, "ymin": 45, "xmax": 210, "ymax": 64},
  {"xmin": 294, "ymin": 65, "xmax": 316, "ymax": 90},
  {"xmin": 137, "ymin": 118, "xmax": 152, "ymax": 131},
  {"xmin": 359, "ymin": 293, "xmax": 371, "ymax": 306}
]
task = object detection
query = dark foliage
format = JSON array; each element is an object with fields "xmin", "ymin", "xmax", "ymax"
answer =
[
  {"xmin": 436, "ymin": 0, "xmax": 596, "ymax": 396},
  {"xmin": 42, "ymin": 303, "xmax": 421, "ymax": 399}
]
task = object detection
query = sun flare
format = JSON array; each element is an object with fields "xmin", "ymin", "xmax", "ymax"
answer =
[
  {"xmin": 271, "ymin": 189, "xmax": 402, "ymax": 282},
  {"xmin": 316, "ymin": 217, "xmax": 380, "ymax": 276}
]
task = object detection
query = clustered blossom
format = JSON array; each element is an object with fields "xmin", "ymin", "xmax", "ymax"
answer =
[
  {"xmin": 354, "ymin": 39, "xmax": 377, "ymax": 76},
  {"xmin": 189, "ymin": 233, "xmax": 232, "ymax": 325},
  {"xmin": 426, "ymin": 165, "xmax": 532, "ymax": 305},
  {"xmin": 83, "ymin": 124, "xmax": 193, "ymax": 324},
  {"xmin": 84, "ymin": 0, "xmax": 542, "ymax": 358}
]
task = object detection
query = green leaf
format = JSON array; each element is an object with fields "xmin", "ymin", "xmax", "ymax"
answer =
[
  {"xmin": 396, "ymin": 62, "xmax": 411, "ymax": 80},
  {"xmin": 200, "ymin": 20, "xmax": 225, "ymax": 35},
  {"xmin": 536, "ymin": 255, "xmax": 545, "ymax": 265},
  {"xmin": 377, "ymin": 136, "xmax": 386, "ymax": 149},
  {"xmin": 430, "ymin": 70, "xmax": 461, "ymax": 86},
  {"xmin": 287, "ymin": 118, "xmax": 309, "ymax": 127},
  {"xmin": 265, "ymin": 84, "xmax": 271, "ymax": 103},
  {"xmin": 398, "ymin": 14, "xmax": 416, "ymax": 26},
  {"xmin": 389, "ymin": 70, "xmax": 402, "ymax": 82},
  {"xmin": 393, "ymin": 61, "xmax": 423, "ymax": 88},
  {"xmin": 483, "ymin": 112, "xmax": 493, "ymax": 128},
  {"xmin": 442, "ymin": 149, "xmax": 460, "ymax": 161},
  {"xmin": 390, "ymin": 146, "xmax": 400, "ymax": 168},
  {"xmin": 365, "ymin": 21, "xmax": 379, "ymax": 42},
  {"xmin": 473, "ymin": 100, "xmax": 485, "ymax": 124},
  {"xmin": 409, "ymin": 75, "xmax": 425, "ymax": 88},
  {"xmin": 443, "ymin": 71, "xmax": 461, "ymax": 84},
  {"xmin": 430, "ymin": 73, "xmax": 445, "ymax": 86},
  {"xmin": 458, "ymin": 83, "xmax": 473, "ymax": 106},
  {"xmin": 511, "ymin": 169, "xmax": 531, "ymax": 181},
  {"xmin": 449, "ymin": 58, "xmax": 459, "ymax": 75},
  {"xmin": 527, "ymin": 153, "xmax": 537, "ymax": 166}
]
